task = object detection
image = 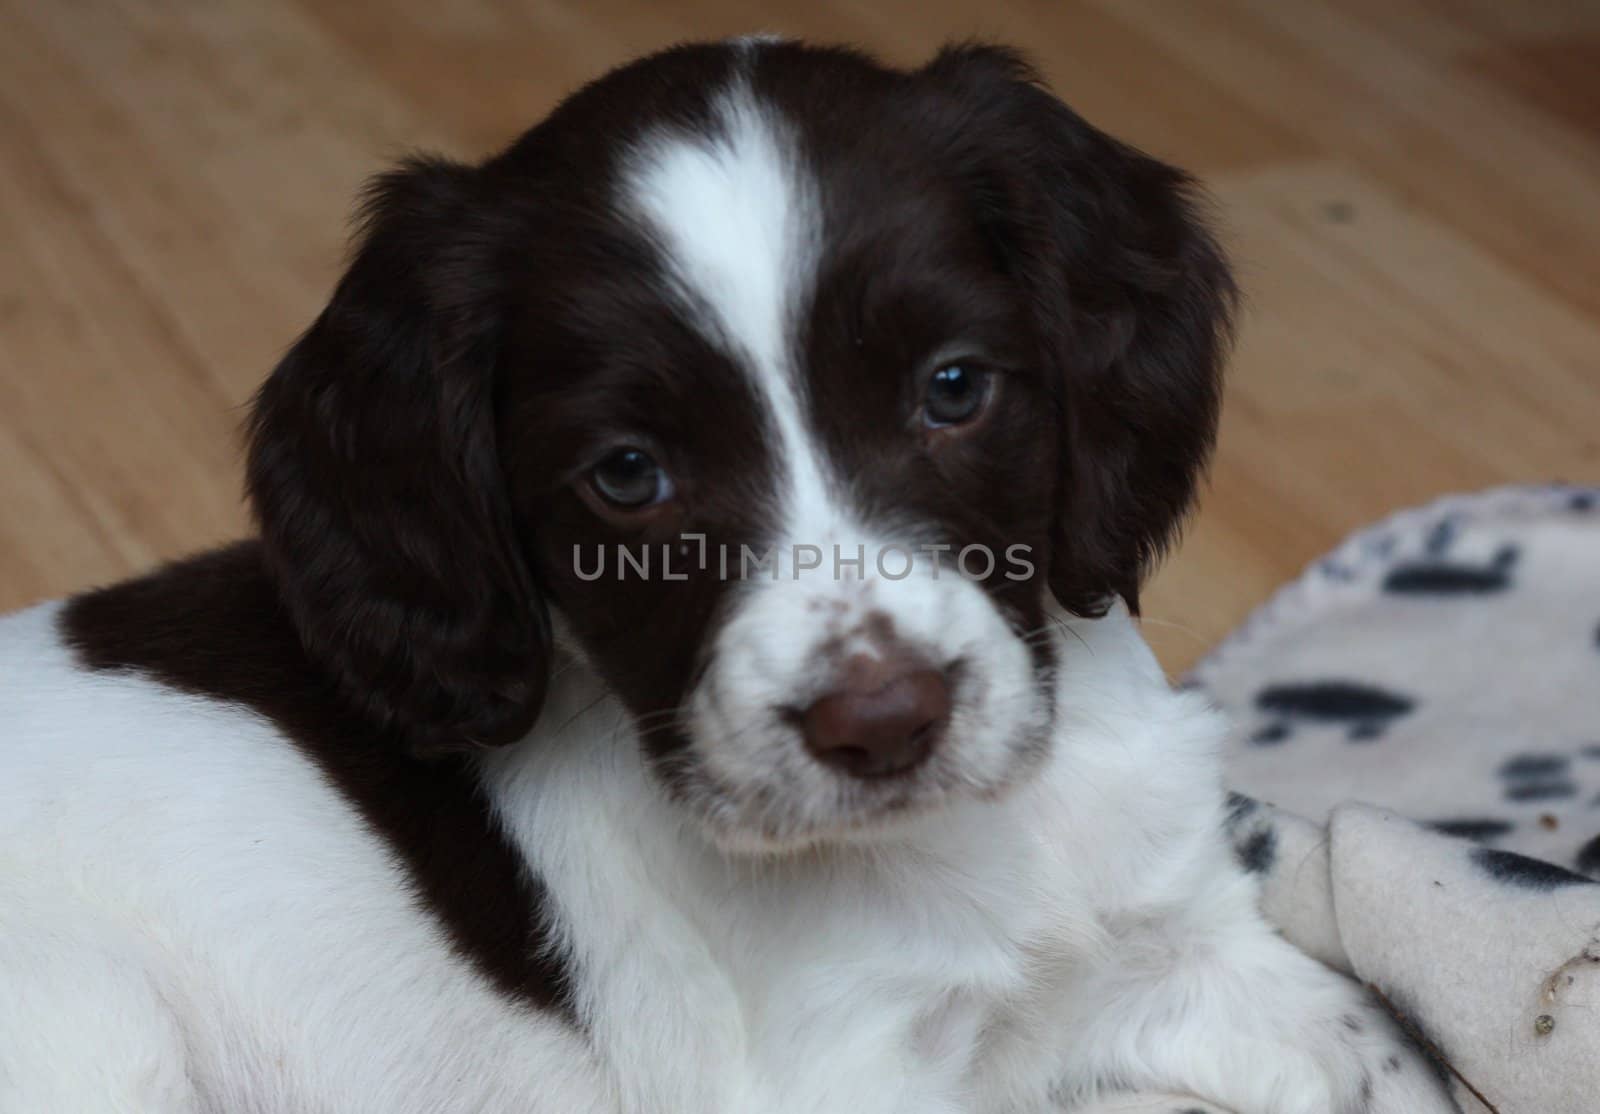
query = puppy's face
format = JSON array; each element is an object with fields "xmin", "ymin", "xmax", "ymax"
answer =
[{"xmin": 248, "ymin": 42, "xmax": 1234, "ymax": 853}]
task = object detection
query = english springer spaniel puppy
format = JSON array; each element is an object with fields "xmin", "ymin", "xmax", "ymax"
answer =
[{"xmin": 0, "ymin": 40, "xmax": 1453, "ymax": 1114}]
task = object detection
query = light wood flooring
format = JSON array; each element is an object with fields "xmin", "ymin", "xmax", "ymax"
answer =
[{"xmin": 3, "ymin": 0, "xmax": 1598, "ymax": 671}]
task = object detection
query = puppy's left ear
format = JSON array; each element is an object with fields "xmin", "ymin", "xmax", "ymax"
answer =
[
  {"xmin": 247, "ymin": 157, "xmax": 549, "ymax": 756},
  {"xmin": 921, "ymin": 45, "xmax": 1238, "ymax": 615}
]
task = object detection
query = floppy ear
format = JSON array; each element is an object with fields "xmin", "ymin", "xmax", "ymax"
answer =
[
  {"xmin": 247, "ymin": 157, "xmax": 549, "ymax": 755},
  {"xmin": 921, "ymin": 45, "xmax": 1238, "ymax": 616}
]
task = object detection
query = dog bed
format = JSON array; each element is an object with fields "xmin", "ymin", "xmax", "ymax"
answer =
[{"xmin": 1152, "ymin": 485, "xmax": 1600, "ymax": 1114}]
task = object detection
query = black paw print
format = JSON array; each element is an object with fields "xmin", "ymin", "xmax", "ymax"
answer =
[
  {"xmin": 1499, "ymin": 754, "xmax": 1578, "ymax": 803},
  {"xmin": 1250, "ymin": 681, "xmax": 1415, "ymax": 744},
  {"xmin": 1382, "ymin": 516, "xmax": 1518, "ymax": 596}
]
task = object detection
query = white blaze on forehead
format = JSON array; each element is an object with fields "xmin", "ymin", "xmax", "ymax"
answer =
[{"xmin": 621, "ymin": 84, "xmax": 836, "ymax": 540}]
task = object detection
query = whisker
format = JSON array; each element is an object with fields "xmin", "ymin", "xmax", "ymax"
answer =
[
  {"xmin": 548, "ymin": 691, "xmax": 612, "ymax": 738},
  {"xmin": 1136, "ymin": 615, "xmax": 1209, "ymax": 649},
  {"xmin": 1049, "ymin": 612, "xmax": 1091, "ymax": 654}
]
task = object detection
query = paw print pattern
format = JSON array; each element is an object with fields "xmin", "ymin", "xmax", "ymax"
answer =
[
  {"xmin": 1250, "ymin": 681, "xmax": 1416, "ymax": 744},
  {"xmin": 1382, "ymin": 515, "xmax": 1519, "ymax": 596},
  {"xmin": 1577, "ymin": 834, "xmax": 1600, "ymax": 879},
  {"xmin": 1471, "ymin": 846, "xmax": 1597, "ymax": 891},
  {"xmin": 1498, "ymin": 754, "xmax": 1577, "ymax": 803},
  {"xmin": 1427, "ymin": 818, "xmax": 1514, "ymax": 843}
]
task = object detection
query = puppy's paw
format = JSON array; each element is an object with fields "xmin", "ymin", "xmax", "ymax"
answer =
[
  {"xmin": 1171, "ymin": 947, "xmax": 1460, "ymax": 1114},
  {"xmin": 1068, "ymin": 912, "xmax": 1459, "ymax": 1114},
  {"xmin": 1289, "ymin": 990, "xmax": 1460, "ymax": 1114}
]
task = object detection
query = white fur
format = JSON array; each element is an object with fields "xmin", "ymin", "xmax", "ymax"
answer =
[
  {"xmin": 624, "ymin": 81, "xmax": 834, "ymax": 535},
  {"xmin": 680, "ymin": 542, "xmax": 1051, "ymax": 852},
  {"xmin": 0, "ymin": 598, "xmax": 1453, "ymax": 1113},
  {"xmin": 624, "ymin": 87, "xmax": 1052, "ymax": 852},
  {"xmin": 0, "ymin": 602, "xmax": 612, "ymax": 1114}
]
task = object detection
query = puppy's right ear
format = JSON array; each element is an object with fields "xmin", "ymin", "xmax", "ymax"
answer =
[
  {"xmin": 919, "ymin": 45, "xmax": 1236, "ymax": 617},
  {"xmin": 247, "ymin": 157, "xmax": 549, "ymax": 756}
]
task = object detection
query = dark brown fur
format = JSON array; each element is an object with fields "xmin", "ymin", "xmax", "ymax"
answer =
[{"xmin": 61, "ymin": 543, "xmax": 575, "ymax": 1017}]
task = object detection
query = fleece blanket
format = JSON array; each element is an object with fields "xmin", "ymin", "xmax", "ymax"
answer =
[{"xmin": 1116, "ymin": 485, "xmax": 1600, "ymax": 1114}]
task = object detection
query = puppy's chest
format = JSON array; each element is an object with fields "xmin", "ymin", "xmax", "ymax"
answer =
[
  {"xmin": 576, "ymin": 836, "xmax": 1059, "ymax": 1113},
  {"xmin": 712, "ymin": 907, "xmax": 1038, "ymax": 1113},
  {"xmin": 510, "ymin": 736, "xmax": 1075, "ymax": 1112}
]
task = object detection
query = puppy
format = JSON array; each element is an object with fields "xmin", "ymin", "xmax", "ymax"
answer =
[{"xmin": 0, "ymin": 40, "xmax": 1454, "ymax": 1114}]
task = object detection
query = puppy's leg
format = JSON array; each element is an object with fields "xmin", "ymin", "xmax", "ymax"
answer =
[
  {"xmin": 1057, "ymin": 863, "xmax": 1458, "ymax": 1114},
  {"xmin": 0, "ymin": 892, "xmax": 201, "ymax": 1113}
]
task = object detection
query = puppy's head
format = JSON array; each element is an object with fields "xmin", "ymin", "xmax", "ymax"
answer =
[{"xmin": 248, "ymin": 41, "xmax": 1234, "ymax": 852}]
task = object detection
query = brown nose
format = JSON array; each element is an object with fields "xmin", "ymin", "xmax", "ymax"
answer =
[{"xmin": 800, "ymin": 656, "xmax": 951, "ymax": 778}]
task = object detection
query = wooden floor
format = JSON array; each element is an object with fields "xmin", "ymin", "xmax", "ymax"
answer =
[{"xmin": 3, "ymin": 0, "xmax": 1598, "ymax": 673}]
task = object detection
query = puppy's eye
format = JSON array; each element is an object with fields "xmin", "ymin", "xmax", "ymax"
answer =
[
  {"xmin": 922, "ymin": 364, "xmax": 992, "ymax": 428},
  {"xmin": 590, "ymin": 448, "xmax": 673, "ymax": 508}
]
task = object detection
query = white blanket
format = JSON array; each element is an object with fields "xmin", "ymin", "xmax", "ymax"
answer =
[{"xmin": 1169, "ymin": 485, "xmax": 1600, "ymax": 1114}]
